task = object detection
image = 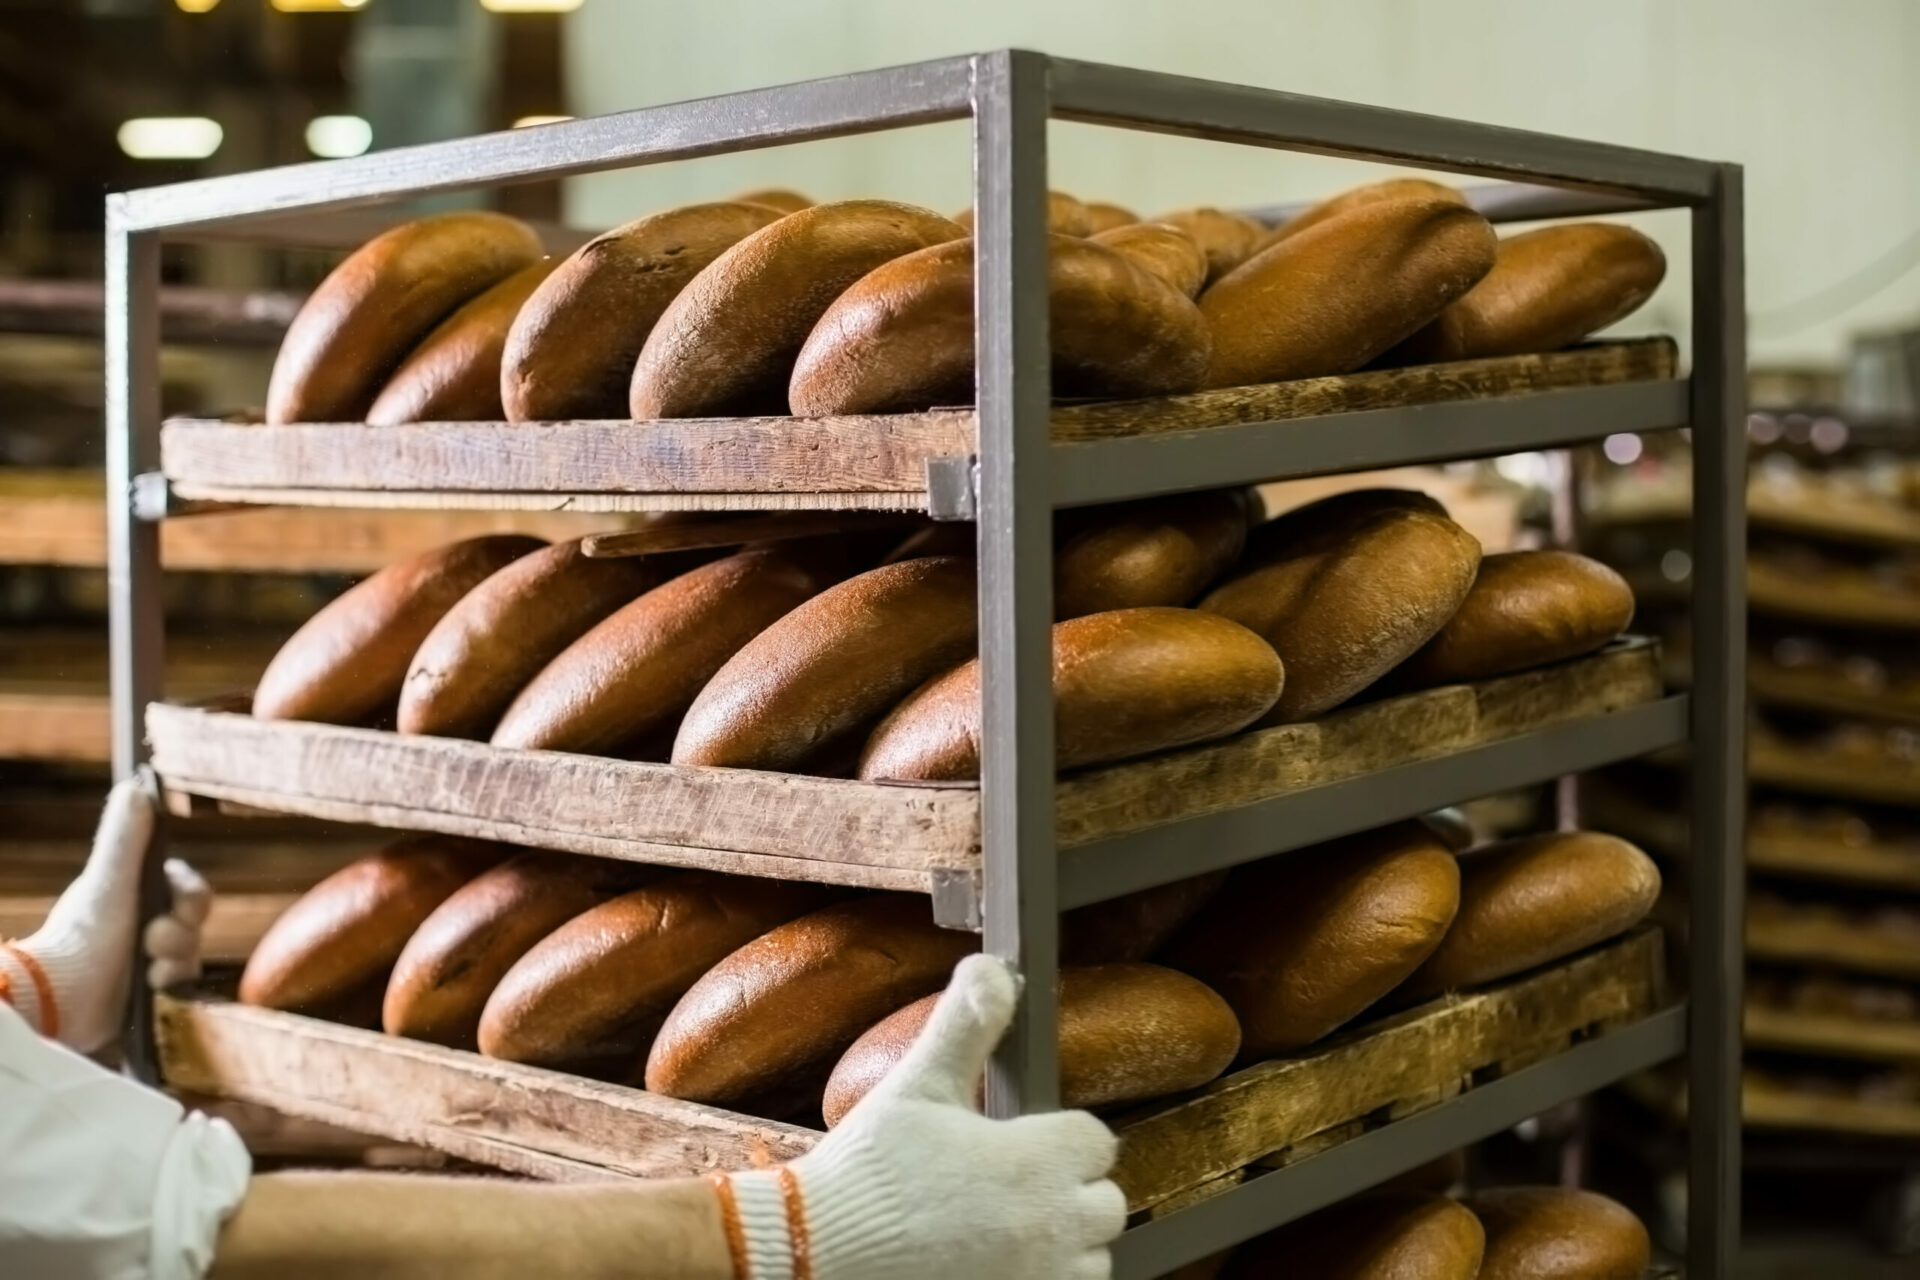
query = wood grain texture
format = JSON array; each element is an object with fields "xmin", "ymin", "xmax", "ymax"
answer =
[
  {"xmin": 161, "ymin": 487, "xmax": 934, "ymax": 514},
  {"xmin": 580, "ymin": 511, "xmax": 922, "ymax": 559},
  {"xmin": 1745, "ymin": 1004, "xmax": 1920, "ymax": 1066}
]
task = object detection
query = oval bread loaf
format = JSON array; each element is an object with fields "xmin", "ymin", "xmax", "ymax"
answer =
[
  {"xmin": 1224, "ymin": 1193, "xmax": 1485, "ymax": 1280},
  {"xmin": 381, "ymin": 852, "xmax": 649, "ymax": 1049},
  {"xmin": 1061, "ymin": 870, "xmax": 1230, "ymax": 964},
  {"xmin": 1391, "ymin": 550, "xmax": 1635, "ymax": 688},
  {"xmin": 239, "ymin": 836, "xmax": 507, "ymax": 1014},
  {"xmin": 1167, "ymin": 822, "xmax": 1460, "ymax": 1056},
  {"xmin": 1089, "ymin": 222, "xmax": 1209, "ymax": 298},
  {"xmin": 644, "ymin": 894, "xmax": 979, "ymax": 1114},
  {"xmin": 1200, "ymin": 488, "xmax": 1480, "ymax": 722},
  {"xmin": 1467, "ymin": 1187, "xmax": 1651, "ymax": 1280},
  {"xmin": 822, "ymin": 962, "xmax": 1241, "ymax": 1126},
  {"xmin": 1391, "ymin": 223, "xmax": 1668, "ymax": 364},
  {"xmin": 630, "ymin": 200, "xmax": 964, "ymax": 418},
  {"xmin": 398, "ymin": 539, "xmax": 675, "ymax": 739},
  {"xmin": 787, "ymin": 234, "xmax": 1211, "ymax": 416},
  {"xmin": 859, "ymin": 607, "xmax": 1282, "ymax": 781},
  {"xmin": 501, "ymin": 202, "xmax": 784, "ymax": 421},
  {"xmin": 1083, "ymin": 201, "xmax": 1139, "ymax": 234},
  {"xmin": 478, "ymin": 873, "xmax": 840, "ymax": 1070},
  {"xmin": 1200, "ymin": 197, "xmax": 1496, "ymax": 388},
  {"xmin": 1055, "ymin": 488, "xmax": 1252, "ymax": 618},
  {"xmin": 253, "ymin": 535, "xmax": 545, "ymax": 725},
  {"xmin": 1257, "ymin": 177, "xmax": 1467, "ymax": 251},
  {"xmin": 732, "ymin": 188, "xmax": 813, "ymax": 214},
  {"xmin": 366, "ymin": 258, "xmax": 554, "ymax": 425},
  {"xmin": 953, "ymin": 190, "xmax": 1093, "ymax": 237},
  {"xmin": 268, "ymin": 212, "xmax": 543, "ymax": 424},
  {"xmin": 672, "ymin": 556, "xmax": 978, "ymax": 772},
  {"xmin": 1153, "ymin": 207, "xmax": 1265, "ymax": 284},
  {"xmin": 1399, "ymin": 831, "xmax": 1661, "ymax": 1000}
]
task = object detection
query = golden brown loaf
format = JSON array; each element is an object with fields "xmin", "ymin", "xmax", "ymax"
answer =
[
  {"xmin": 1199, "ymin": 489, "xmax": 1481, "ymax": 722},
  {"xmin": 1061, "ymin": 870, "xmax": 1230, "ymax": 965},
  {"xmin": 238, "ymin": 837, "xmax": 507, "ymax": 1015},
  {"xmin": 952, "ymin": 190, "xmax": 1094, "ymax": 236},
  {"xmin": 786, "ymin": 234, "xmax": 1211, "ymax": 416},
  {"xmin": 501, "ymin": 202, "xmax": 783, "ymax": 421},
  {"xmin": 1400, "ymin": 831, "xmax": 1661, "ymax": 999},
  {"xmin": 398, "ymin": 539, "xmax": 673, "ymax": 739},
  {"xmin": 644, "ymin": 894, "xmax": 978, "ymax": 1114},
  {"xmin": 1055, "ymin": 488, "xmax": 1252, "ymax": 618},
  {"xmin": 1199, "ymin": 197, "xmax": 1497, "ymax": 388},
  {"xmin": 1258, "ymin": 177, "xmax": 1468, "ymax": 251},
  {"xmin": 478, "ymin": 873, "xmax": 838, "ymax": 1071},
  {"xmin": 821, "ymin": 962, "xmax": 1241, "ymax": 1126},
  {"xmin": 1088, "ymin": 222, "xmax": 1209, "ymax": 298},
  {"xmin": 629, "ymin": 200, "xmax": 964, "ymax": 418},
  {"xmin": 380, "ymin": 852, "xmax": 647, "ymax": 1050},
  {"xmin": 1167, "ymin": 822, "xmax": 1460, "ymax": 1056},
  {"xmin": 492, "ymin": 545, "xmax": 841, "ymax": 756},
  {"xmin": 1224, "ymin": 1193, "xmax": 1486, "ymax": 1280},
  {"xmin": 672, "ymin": 556, "xmax": 978, "ymax": 772},
  {"xmin": 1391, "ymin": 550, "xmax": 1635, "ymax": 688},
  {"xmin": 1391, "ymin": 223, "xmax": 1668, "ymax": 363},
  {"xmin": 1153, "ymin": 207, "xmax": 1265, "ymax": 284},
  {"xmin": 253, "ymin": 535, "xmax": 545, "ymax": 725},
  {"xmin": 858, "ymin": 607, "xmax": 1282, "ymax": 781},
  {"xmin": 1467, "ymin": 1187, "xmax": 1652, "ymax": 1280},
  {"xmin": 1082, "ymin": 201, "xmax": 1139, "ymax": 234},
  {"xmin": 365, "ymin": 259, "xmax": 554, "ymax": 425},
  {"xmin": 732, "ymin": 188, "xmax": 814, "ymax": 214}
]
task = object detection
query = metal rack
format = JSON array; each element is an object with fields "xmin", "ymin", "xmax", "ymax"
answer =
[{"xmin": 106, "ymin": 50, "xmax": 1747, "ymax": 1277}]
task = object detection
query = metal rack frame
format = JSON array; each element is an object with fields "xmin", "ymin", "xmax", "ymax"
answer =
[{"xmin": 106, "ymin": 49, "xmax": 1747, "ymax": 1276}]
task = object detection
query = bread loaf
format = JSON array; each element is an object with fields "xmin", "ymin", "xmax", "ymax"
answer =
[
  {"xmin": 1200, "ymin": 197, "xmax": 1496, "ymax": 388},
  {"xmin": 381, "ymin": 852, "xmax": 648, "ymax": 1049},
  {"xmin": 398, "ymin": 539, "xmax": 675, "ymax": 739},
  {"xmin": 1258, "ymin": 177, "xmax": 1467, "ymax": 251},
  {"xmin": 253, "ymin": 535, "xmax": 545, "ymax": 725},
  {"xmin": 821, "ymin": 962, "xmax": 1241, "ymax": 1126},
  {"xmin": 787, "ymin": 234, "xmax": 1210, "ymax": 416},
  {"xmin": 1166, "ymin": 822, "xmax": 1460, "ymax": 1056},
  {"xmin": 1061, "ymin": 871, "xmax": 1229, "ymax": 964},
  {"xmin": 239, "ymin": 837, "xmax": 507, "ymax": 1015},
  {"xmin": 494, "ymin": 544, "xmax": 846, "ymax": 757},
  {"xmin": 629, "ymin": 200, "xmax": 964, "ymax": 418},
  {"xmin": 365, "ymin": 258, "xmax": 554, "ymax": 425},
  {"xmin": 733, "ymin": 188, "xmax": 813, "ymax": 214},
  {"xmin": 1153, "ymin": 207, "xmax": 1264, "ymax": 285},
  {"xmin": 268, "ymin": 212, "xmax": 543, "ymax": 424},
  {"xmin": 1390, "ymin": 550, "xmax": 1634, "ymax": 688},
  {"xmin": 644, "ymin": 894, "xmax": 978, "ymax": 1114},
  {"xmin": 478, "ymin": 873, "xmax": 838, "ymax": 1070},
  {"xmin": 672, "ymin": 556, "xmax": 977, "ymax": 772},
  {"xmin": 1399, "ymin": 831, "xmax": 1661, "ymax": 999},
  {"xmin": 1391, "ymin": 223, "xmax": 1667, "ymax": 363},
  {"xmin": 1083, "ymin": 201, "xmax": 1139, "ymax": 234},
  {"xmin": 1467, "ymin": 1187, "xmax": 1651, "ymax": 1280},
  {"xmin": 1056, "ymin": 488, "xmax": 1252, "ymax": 618},
  {"xmin": 1199, "ymin": 489, "xmax": 1481, "ymax": 722},
  {"xmin": 1089, "ymin": 222, "xmax": 1208, "ymax": 298},
  {"xmin": 882, "ymin": 522, "xmax": 977, "ymax": 565},
  {"xmin": 859, "ymin": 607, "xmax": 1282, "ymax": 781},
  {"xmin": 1223, "ymin": 1193, "xmax": 1485, "ymax": 1280},
  {"xmin": 952, "ymin": 190, "xmax": 1093, "ymax": 237}
]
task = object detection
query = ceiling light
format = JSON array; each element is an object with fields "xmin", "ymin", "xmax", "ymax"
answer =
[
  {"xmin": 482, "ymin": 0, "xmax": 584, "ymax": 12},
  {"xmin": 270, "ymin": 0, "xmax": 368, "ymax": 12},
  {"xmin": 512, "ymin": 114, "xmax": 573, "ymax": 128},
  {"xmin": 175, "ymin": 0, "xmax": 221, "ymax": 12},
  {"xmin": 117, "ymin": 117, "xmax": 223, "ymax": 161},
  {"xmin": 306, "ymin": 115, "xmax": 373, "ymax": 158}
]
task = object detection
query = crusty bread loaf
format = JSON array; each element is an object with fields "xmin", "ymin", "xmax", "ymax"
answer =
[
  {"xmin": 882, "ymin": 522, "xmax": 977, "ymax": 565},
  {"xmin": 239, "ymin": 837, "xmax": 507, "ymax": 1015},
  {"xmin": 1083, "ymin": 201, "xmax": 1139, "ymax": 234},
  {"xmin": 1089, "ymin": 222, "xmax": 1209, "ymax": 298},
  {"xmin": 858, "ymin": 607, "xmax": 1282, "ymax": 781},
  {"xmin": 1062, "ymin": 871, "xmax": 1229, "ymax": 964},
  {"xmin": 1056, "ymin": 488, "xmax": 1252, "ymax": 618},
  {"xmin": 478, "ymin": 873, "xmax": 838, "ymax": 1070},
  {"xmin": 1223, "ymin": 1193, "xmax": 1485, "ymax": 1280},
  {"xmin": 644, "ymin": 894, "xmax": 978, "ymax": 1114},
  {"xmin": 1200, "ymin": 197, "xmax": 1496, "ymax": 388},
  {"xmin": 1467, "ymin": 1187, "xmax": 1652, "ymax": 1280},
  {"xmin": 629, "ymin": 200, "xmax": 964, "ymax": 418},
  {"xmin": 1153, "ymin": 207, "xmax": 1265, "ymax": 285},
  {"xmin": 253, "ymin": 535, "xmax": 545, "ymax": 725},
  {"xmin": 268, "ymin": 212, "xmax": 543, "ymax": 424},
  {"xmin": 398, "ymin": 539, "xmax": 675, "ymax": 739},
  {"xmin": 1167, "ymin": 822, "xmax": 1460, "ymax": 1056},
  {"xmin": 364, "ymin": 259, "xmax": 554, "ymax": 425},
  {"xmin": 732, "ymin": 188, "xmax": 813, "ymax": 214},
  {"xmin": 1390, "ymin": 550, "xmax": 1635, "ymax": 688},
  {"xmin": 381, "ymin": 852, "xmax": 648, "ymax": 1049},
  {"xmin": 787, "ymin": 234, "xmax": 1211, "ymax": 416},
  {"xmin": 1391, "ymin": 223, "xmax": 1667, "ymax": 364},
  {"xmin": 1199, "ymin": 489, "xmax": 1481, "ymax": 722},
  {"xmin": 1257, "ymin": 177, "xmax": 1468, "ymax": 252},
  {"xmin": 822, "ymin": 962, "xmax": 1241, "ymax": 1126},
  {"xmin": 952, "ymin": 190, "xmax": 1094, "ymax": 237},
  {"xmin": 1399, "ymin": 831, "xmax": 1661, "ymax": 1000},
  {"xmin": 672, "ymin": 556, "xmax": 977, "ymax": 772}
]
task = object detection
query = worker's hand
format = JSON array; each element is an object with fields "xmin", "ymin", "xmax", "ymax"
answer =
[{"xmin": 719, "ymin": 954, "xmax": 1126, "ymax": 1280}]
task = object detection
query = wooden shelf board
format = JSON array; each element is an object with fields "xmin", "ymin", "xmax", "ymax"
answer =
[
  {"xmin": 1745, "ymin": 1005, "xmax": 1920, "ymax": 1066},
  {"xmin": 1628, "ymin": 1070, "xmax": 1920, "ymax": 1141},
  {"xmin": 1749, "ymin": 739, "xmax": 1920, "ymax": 809},
  {"xmin": 1748, "ymin": 918, "xmax": 1920, "ymax": 983},
  {"xmin": 1592, "ymin": 470, "xmax": 1920, "ymax": 553},
  {"xmin": 1747, "ymin": 657, "xmax": 1920, "ymax": 729}
]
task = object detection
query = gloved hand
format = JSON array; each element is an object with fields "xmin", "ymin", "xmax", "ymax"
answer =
[
  {"xmin": 716, "ymin": 954, "xmax": 1127, "ymax": 1280},
  {"xmin": 0, "ymin": 771, "xmax": 212, "ymax": 1053}
]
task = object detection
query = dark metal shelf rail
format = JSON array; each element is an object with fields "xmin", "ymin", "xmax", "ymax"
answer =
[{"xmin": 106, "ymin": 50, "xmax": 1747, "ymax": 1274}]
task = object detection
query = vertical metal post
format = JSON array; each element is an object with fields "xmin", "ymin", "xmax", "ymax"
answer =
[
  {"xmin": 1687, "ymin": 162, "xmax": 1747, "ymax": 1278},
  {"xmin": 105, "ymin": 202, "xmax": 169, "ymax": 1083},
  {"xmin": 972, "ymin": 49, "xmax": 1060, "ymax": 1117}
]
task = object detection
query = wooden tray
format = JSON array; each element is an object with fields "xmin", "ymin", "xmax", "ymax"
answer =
[
  {"xmin": 1746, "ymin": 1004, "xmax": 1920, "ymax": 1066},
  {"xmin": 147, "ymin": 640, "xmax": 1662, "ymax": 895},
  {"xmin": 1591, "ymin": 466, "xmax": 1920, "ymax": 553},
  {"xmin": 155, "ymin": 927, "xmax": 1666, "ymax": 1208},
  {"xmin": 1627, "ymin": 1069, "xmax": 1920, "ymax": 1141},
  {"xmin": 1747, "ymin": 651, "xmax": 1920, "ymax": 728},
  {"xmin": 1749, "ymin": 735, "xmax": 1920, "ymax": 809},
  {"xmin": 1748, "ymin": 916, "xmax": 1920, "ymax": 983},
  {"xmin": 157, "ymin": 341, "xmax": 1675, "ymax": 511}
]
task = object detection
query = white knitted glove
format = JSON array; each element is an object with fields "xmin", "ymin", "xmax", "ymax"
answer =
[{"xmin": 715, "ymin": 954, "xmax": 1126, "ymax": 1280}]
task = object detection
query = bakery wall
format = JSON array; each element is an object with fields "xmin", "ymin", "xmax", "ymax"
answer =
[{"xmin": 563, "ymin": 0, "xmax": 1920, "ymax": 370}]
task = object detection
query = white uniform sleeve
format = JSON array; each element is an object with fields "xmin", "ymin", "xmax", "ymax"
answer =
[{"xmin": 0, "ymin": 1002, "xmax": 251, "ymax": 1280}]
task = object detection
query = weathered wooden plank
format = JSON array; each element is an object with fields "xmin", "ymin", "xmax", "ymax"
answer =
[
  {"xmin": 161, "ymin": 487, "xmax": 936, "ymax": 514},
  {"xmin": 1747, "ymin": 916, "xmax": 1920, "ymax": 982},
  {"xmin": 1745, "ymin": 1005, "xmax": 1920, "ymax": 1066}
]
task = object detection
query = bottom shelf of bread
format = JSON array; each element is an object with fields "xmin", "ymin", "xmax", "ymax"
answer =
[{"xmin": 156, "ymin": 926, "xmax": 1668, "ymax": 1213}]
